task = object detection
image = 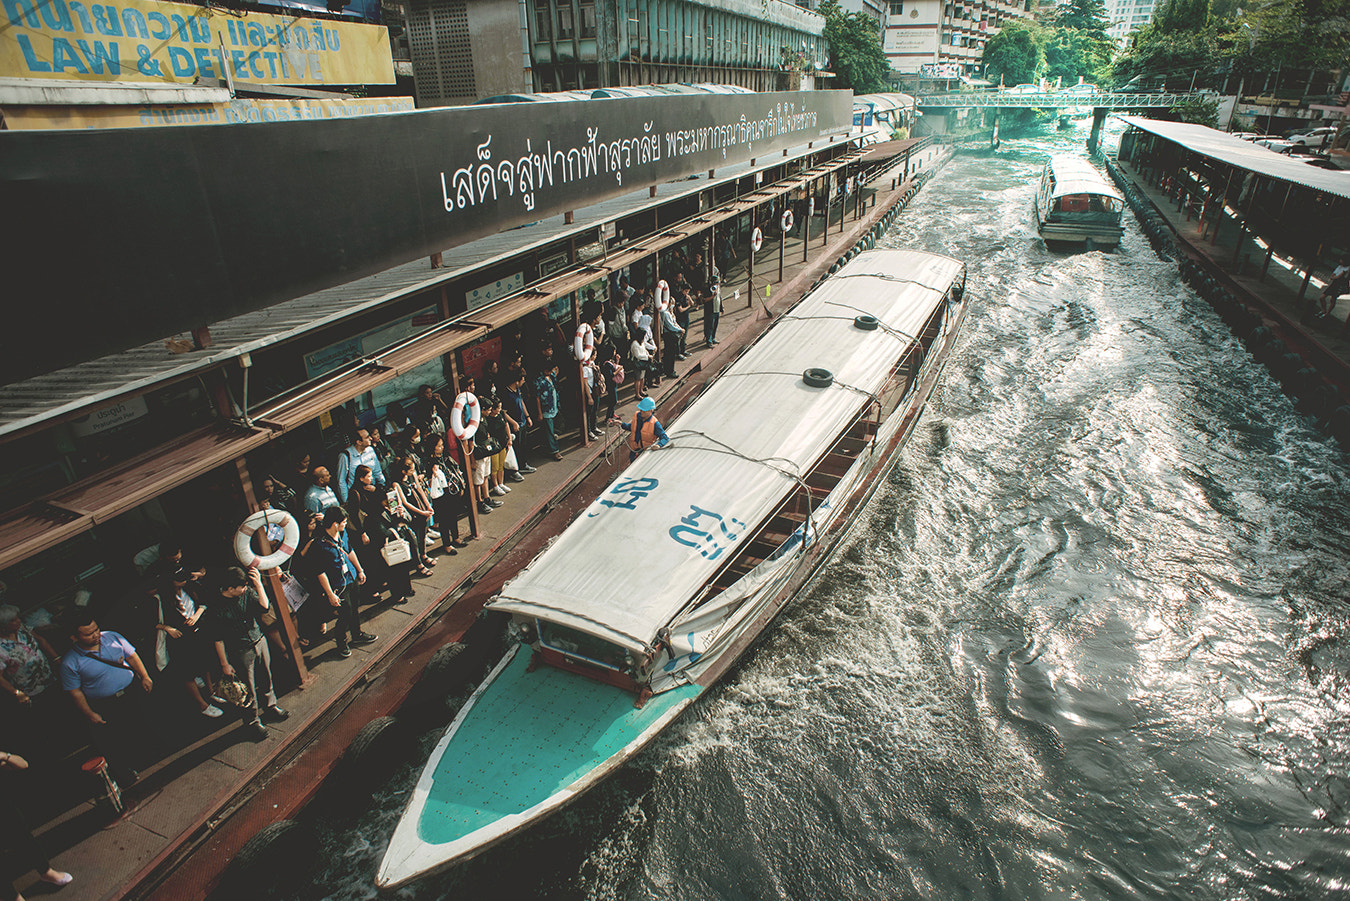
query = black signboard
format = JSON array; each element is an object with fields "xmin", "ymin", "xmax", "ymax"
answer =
[{"xmin": 0, "ymin": 90, "xmax": 851, "ymax": 385}]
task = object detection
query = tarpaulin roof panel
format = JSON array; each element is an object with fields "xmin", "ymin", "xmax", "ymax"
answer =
[{"xmin": 489, "ymin": 249, "xmax": 964, "ymax": 652}]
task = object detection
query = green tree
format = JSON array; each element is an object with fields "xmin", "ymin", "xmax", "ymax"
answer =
[
  {"xmin": 1044, "ymin": 27, "xmax": 1116, "ymax": 85},
  {"xmin": 982, "ymin": 21, "xmax": 1046, "ymax": 86},
  {"xmin": 819, "ymin": 0, "xmax": 890, "ymax": 95},
  {"xmin": 1171, "ymin": 95, "xmax": 1219, "ymax": 126},
  {"xmin": 1055, "ymin": 0, "xmax": 1111, "ymax": 32}
]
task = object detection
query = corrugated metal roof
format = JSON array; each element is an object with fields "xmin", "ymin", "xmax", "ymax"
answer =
[
  {"xmin": 1118, "ymin": 116, "xmax": 1350, "ymax": 200},
  {"xmin": 0, "ymin": 134, "xmax": 855, "ymax": 441}
]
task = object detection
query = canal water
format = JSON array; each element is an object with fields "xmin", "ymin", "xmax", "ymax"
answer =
[{"xmin": 314, "ymin": 123, "xmax": 1350, "ymax": 900}]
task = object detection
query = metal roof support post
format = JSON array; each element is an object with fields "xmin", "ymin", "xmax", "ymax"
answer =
[
  {"xmin": 1297, "ymin": 257, "xmax": 1315, "ymax": 305},
  {"xmin": 653, "ymin": 251, "xmax": 663, "ymax": 371},
  {"xmin": 778, "ymin": 215, "xmax": 785, "ymax": 283},
  {"xmin": 572, "ymin": 289, "xmax": 591, "ymax": 444},
  {"xmin": 1211, "ymin": 167, "xmax": 1236, "ymax": 245},
  {"xmin": 444, "ymin": 341, "xmax": 479, "ymax": 538},
  {"xmin": 802, "ymin": 181, "xmax": 810, "ymax": 264},
  {"xmin": 234, "ymin": 457, "xmax": 312, "ymax": 687},
  {"xmin": 747, "ymin": 215, "xmax": 756, "ymax": 308}
]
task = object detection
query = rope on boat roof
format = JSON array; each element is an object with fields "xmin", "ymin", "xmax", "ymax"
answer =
[
  {"xmin": 708, "ymin": 369, "xmax": 888, "ymax": 406},
  {"xmin": 776, "ymin": 310, "xmax": 920, "ymax": 348}
]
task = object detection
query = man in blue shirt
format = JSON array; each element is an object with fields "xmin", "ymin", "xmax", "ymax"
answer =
[
  {"xmin": 303, "ymin": 465, "xmax": 340, "ymax": 515},
  {"xmin": 312, "ymin": 507, "xmax": 376, "ymax": 658},
  {"xmin": 500, "ymin": 372, "xmax": 537, "ymax": 479},
  {"xmin": 334, "ymin": 428, "xmax": 385, "ymax": 503},
  {"xmin": 60, "ymin": 609, "xmax": 155, "ymax": 783}
]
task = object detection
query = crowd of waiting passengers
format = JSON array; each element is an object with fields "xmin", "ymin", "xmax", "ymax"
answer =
[{"xmin": 0, "ymin": 250, "xmax": 725, "ymax": 846}]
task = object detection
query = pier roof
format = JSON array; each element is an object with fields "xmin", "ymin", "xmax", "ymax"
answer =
[{"xmin": 1117, "ymin": 116, "xmax": 1350, "ymax": 200}]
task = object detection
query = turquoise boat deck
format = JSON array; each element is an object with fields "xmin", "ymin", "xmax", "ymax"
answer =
[{"xmin": 417, "ymin": 648, "xmax": 702, "ymax": 847}]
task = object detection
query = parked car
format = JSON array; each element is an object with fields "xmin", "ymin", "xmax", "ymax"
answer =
[
  {"xmin": 1228, "ymin": 132, "xmax": 1263, "ymax": 141},
  {"xmin": 1253, "ymin": 137, "xmax": 1296, "ymax": 154},
  {"xmin": 1117, "ymin": 76, "xmax": 1165, "ymax": 93},
  {"xmin": 1289, "ymin": 127, "xmax": 1337, "ymax": 148},
  {"xmin": 1006, "ymin": 83, "xmax": 1042, "ymax": 94},
  {"xmin": 1062, "ymin": 83, "xmax": 1099, "ymax": 95}
]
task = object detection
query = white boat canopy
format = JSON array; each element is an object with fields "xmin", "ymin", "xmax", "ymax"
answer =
[
  {"xmin": 489, "ymin": 250, "xmax": 964, "ymax": 653},
  {"xmin": 1045, "ymin": 155, "xmax": 1124, "ymax": 202}
]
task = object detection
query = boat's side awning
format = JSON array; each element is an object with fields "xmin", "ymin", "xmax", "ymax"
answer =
[{"xmin": 490, "ymin": 250, "xmax": 964, "ymax": 652}]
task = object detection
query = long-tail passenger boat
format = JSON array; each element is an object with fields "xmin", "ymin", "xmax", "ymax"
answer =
[{"xmin": 378, "ymin": 248, "xmax": 970, "ymax": 889}]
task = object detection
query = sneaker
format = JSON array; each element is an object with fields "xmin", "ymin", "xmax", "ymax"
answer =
[
  {"xmin": 352, "ymin": 632, "xmax": 378, "ymax": 645},
  {"xmin": 248, "ymin": 720, "xmax": 269, "ymax": 741},
  {"xmin": 487, "ymin": 498, "xmax": 504, "ymax": 507},
  {"xmin": 507, "ymin": 471, "xmax": 525, "ymax": 482},
  {"xmin": 491, "ymin": 485, "xmax": 506, "ymax": 496},
  {"xmin": 478, "ymin": 501, "xmax": 494, "ymax": 514},
  {"xmin": 264, "ymin": 704, "xmax": 289, "ymax": 721},
  {"xmin": 210, "ymin": 693, "xmax": 229, "ymax": 707},
  {"xmin": 201, "ymin": 704, "xmax": 224, "ymax": 718},
  {"xmin": 426, "ymin": 530, "xmax": 441, "ymax": 541},
  {"xmin": 337, "ymin": 643, "xmax": 352, "ymax": 658},
  {"xmin": 589, "ymin": 429, "xmax": 604, "ymax": 439},
  {"xmin": 520, "ymin": 464, "xmax": 537, "ymax": 474}
]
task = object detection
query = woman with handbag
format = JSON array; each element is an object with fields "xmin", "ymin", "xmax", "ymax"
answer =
[
  {"xmin": 427, "ymin": 435, "xmax": 471, "ymax": 555},
  {"xmin": 597, "ymin": 343, "xmax": 622, "ymax": 423},
  {"xmin": 347, "ymin": 466, "xmax": 418, "ymax": 603},
  {"xmin": 630, "ymin": 314, "xmax": 657, "ymax": 396},
  {"xmin": 392, "ymin": 456, "xmax": 436, "ymax": 572}
]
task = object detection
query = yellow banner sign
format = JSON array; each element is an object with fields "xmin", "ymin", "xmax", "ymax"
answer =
[
  {"xmin": 2, "ymin": 96, "xmax": 415, "ymax": 128},
  {"xmin": 2, "ymin": 0, "xmax": 395, "ymax": 85}
]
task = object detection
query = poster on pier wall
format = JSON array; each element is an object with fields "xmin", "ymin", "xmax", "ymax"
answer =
[
  {"xmin": 0, "ymin": 89, "xmax": 852, "ymax": 384},
  {"xmin": 0, "ymin": 0, "xmax": 394, "ymax": 86}
]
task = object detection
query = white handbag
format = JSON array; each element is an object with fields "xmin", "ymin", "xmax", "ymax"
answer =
[
  {"xmin": 380, "ymin": 536, "xmax": 412, "ymax": 565},
  {"xmin": 428, "ymin": 467, "xmax": 448, "ymax": 499}
]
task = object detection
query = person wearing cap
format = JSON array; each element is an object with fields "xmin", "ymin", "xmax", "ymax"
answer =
[{"xmin": 625, "ymin": 397, "xmax": 670, "ymax": 462}]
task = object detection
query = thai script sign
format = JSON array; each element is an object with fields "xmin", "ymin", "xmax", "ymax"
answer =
[
  {"xmin": 0, "ymin": 90, "xmax": 851, "ymax": 384},
  {"xmin": 1, "ymin": 96, "xmax": 414, "ymax": 129},
  {"xmin": 1, "ymin": 0, "xmax": 394, "ymax": 85}
]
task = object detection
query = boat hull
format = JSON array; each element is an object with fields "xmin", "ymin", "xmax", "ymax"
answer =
[{"xmin": 378, "ymin": 644, "xmax": 700, "ymax": 889}]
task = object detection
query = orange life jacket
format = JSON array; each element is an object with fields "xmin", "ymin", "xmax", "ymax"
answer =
[{"xmin": 628, "ymin": 412, "xmax": 659, "ymax": 454}]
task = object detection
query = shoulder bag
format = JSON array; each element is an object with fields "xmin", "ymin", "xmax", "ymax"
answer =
[{"xmin": 381, "ymin": 535, "xmax": 412, "ymax": 566}]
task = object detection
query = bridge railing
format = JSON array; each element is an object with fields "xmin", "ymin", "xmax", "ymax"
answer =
[{"xmin": 913, "ymin": 92, "xmax": 1192, "ymax": 110}]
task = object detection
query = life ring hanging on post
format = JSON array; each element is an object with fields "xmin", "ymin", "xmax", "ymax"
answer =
[
  {"xmin": 574, "ymin": 322, "xmax": 595, "ymax": 364},
  {"xmin": 655, "ymin": 280, "xmax": 671, "ymax": 311},
  {"xmin": 233, "ymin": 508, "xmax": 301, "ymax": 570},
  {"xmin": 450, "ymin": 392, "xmax": 481, "ymax": 441}
]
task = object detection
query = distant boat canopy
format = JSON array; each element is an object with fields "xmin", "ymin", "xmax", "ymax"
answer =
[{"xmin": 1036, "ymin": 155, "xmax": 1125, "ymax": 247}]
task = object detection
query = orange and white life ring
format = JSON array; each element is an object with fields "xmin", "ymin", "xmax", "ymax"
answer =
[
  {"xmin": 574, "ymin": 322, "xmax": 595, "ymax": 363},
  {"xmin": 450, "ymin": 391, "xmax": 481, "ymax": 441},
  {"xmin": 655, "ymin": 279, "xmax": 671, "ymax": 311},
  {"xmin": 233, "ymin": 508, "xmax": 301, "ymax": 570}
]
